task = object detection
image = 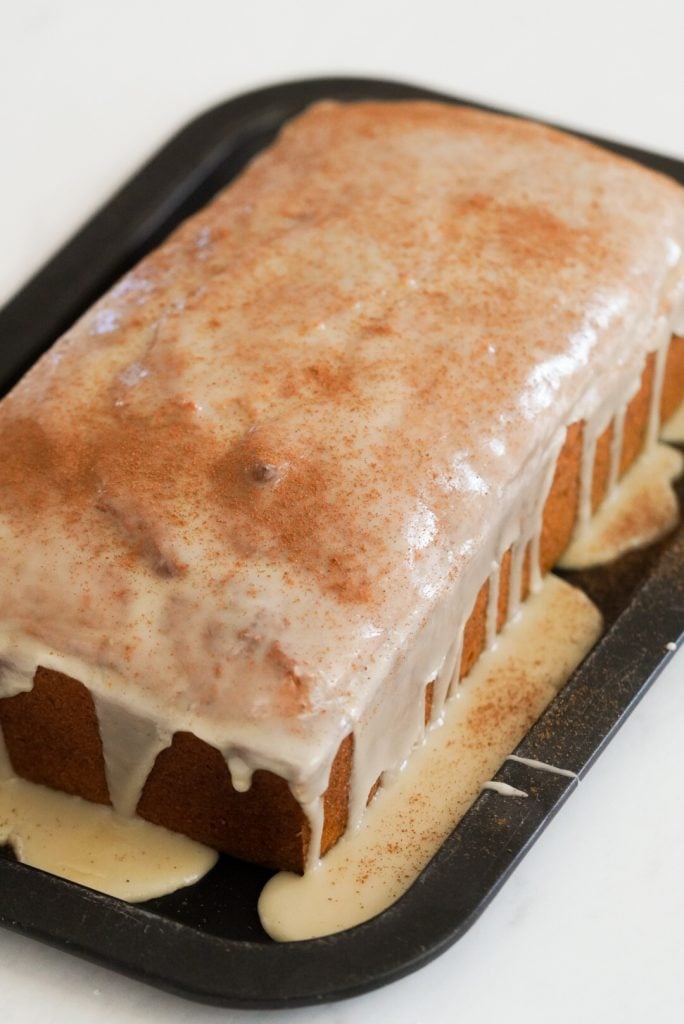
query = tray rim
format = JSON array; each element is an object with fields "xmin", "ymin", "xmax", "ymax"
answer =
[{"xmin": 0, "ymin": 74, "xmax": 682, "ymax": 1009}]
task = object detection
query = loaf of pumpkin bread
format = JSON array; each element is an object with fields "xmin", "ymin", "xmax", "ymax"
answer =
[{"xmin": 0, "ymin": 101, "xmax": 683, "ymax": 873}]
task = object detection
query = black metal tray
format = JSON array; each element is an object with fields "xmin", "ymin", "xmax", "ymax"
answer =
[{"xmin": 0, "ymin": 77, "xmax": 682, "ymax": 1010}]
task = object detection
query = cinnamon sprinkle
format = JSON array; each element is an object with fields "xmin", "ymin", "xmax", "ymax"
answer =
[{"xmin": 213, "ymin": 425, "xmax": 377, "ymax": 603}]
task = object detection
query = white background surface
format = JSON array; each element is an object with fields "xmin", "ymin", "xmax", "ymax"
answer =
[{"xmin": 1, "ymin": 2, "xmax": 683, "ymax": 1021}]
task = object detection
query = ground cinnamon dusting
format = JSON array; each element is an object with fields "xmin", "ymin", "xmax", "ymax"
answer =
[
  {"xmin": 0, "ymin": 397, "xmax": 382, "ymax": 603},
  {"xmin": 213, "ymin": 425, "xmax": 378, "ymax": 603}
]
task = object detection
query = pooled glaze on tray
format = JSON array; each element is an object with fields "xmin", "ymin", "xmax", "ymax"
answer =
[
  {"xmin": 0, "ymin": 729, "xmax": 217, "ymax": 900},
  {"xmin": 0, "ymin": 101, "xmax": 683, "ymax": 860},
  {"xmin": 258, "ymin": 574, "xmax": 601, "ymax": 940},
  {"xmin": 560, "ymin": 442, "xmax": 683, "ymax": 568}
]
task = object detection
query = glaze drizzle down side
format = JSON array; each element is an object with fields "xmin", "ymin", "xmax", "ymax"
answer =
[
  {"xmin": 0, "ymin": 730, "xmax": 217, "ymax": 902},
  {"xmin": 258, "ymin": 574, "xmax": 601, "ymax": 941}
]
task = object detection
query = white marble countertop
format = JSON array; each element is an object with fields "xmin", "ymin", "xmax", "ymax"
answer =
[{"xmin": 1, "ymin": 2, "xmax": 683, "ymax": 1021}]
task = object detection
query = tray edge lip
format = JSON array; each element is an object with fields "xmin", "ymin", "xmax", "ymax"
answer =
[{"xmin": 0, "ymin": 72, "xmax": 683, "ymax": 1009}]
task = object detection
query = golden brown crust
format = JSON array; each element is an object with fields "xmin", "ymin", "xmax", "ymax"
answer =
[
  {"xmin": 662, "ymin": 335, "xmax": 684, "ymax": 422},
  {"xmin": 540, "ymin": 421, "xmax": 584, "ymax": 574},
  {"xmin": 460, "ymin": 580, "xmax": 489, "ymax": 680},
  {"xmin": 135, "ymin": 731, "xmax": 310, "ymax": 872},
  {"xmin": 592, "ymin": 422, "xmax": 613, "ymax": 512},
  {"xmin": 620, "ymin": 352, "xmax": 655, "ymax": 475},
  {"xmin": 135, "ymin": 729, "xmax": 354, "ymax": 870},
  {"xmin": 0, "ymin": 667, "xmax": 109, "ymax": 804},
  {"xmin": 496, "ymin": 548, "xmax": 513, "ymax": 632}
]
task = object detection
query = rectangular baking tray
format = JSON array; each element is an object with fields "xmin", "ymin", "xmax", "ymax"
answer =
[{"xmin": 0, "ymin": 76, "xmax": 682, "ymax": 1009}]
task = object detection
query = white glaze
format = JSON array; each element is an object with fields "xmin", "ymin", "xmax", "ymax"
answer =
[
  {"xmin": 0, "ymin": 773, "xmax": 217, "ymax": 901},
  {"xmin": 482, "ymin": 782, "xmax": 528, "ymax": 797},
  {"xmin": 505, "ymin": 754, "xmax": 578, "ymax": 779},
  {"xmin": 93, "ymin": 696, "xmax": 172, "ymax": 816}
]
